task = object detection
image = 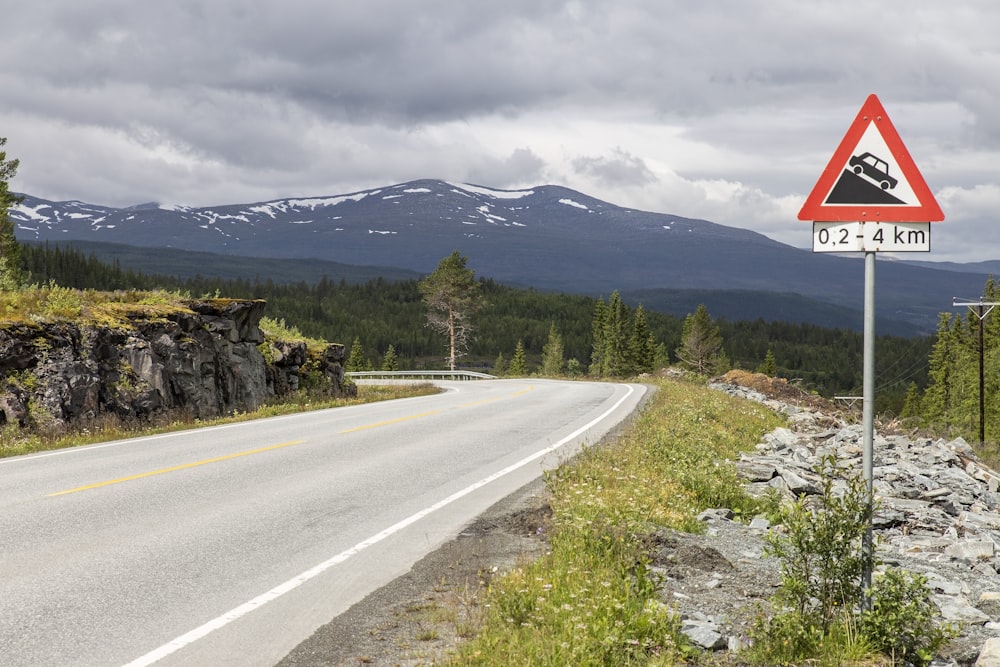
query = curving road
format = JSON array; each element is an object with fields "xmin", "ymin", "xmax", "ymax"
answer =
[{"xmin": 0, "ymin": 379, "xmax": 646, "ymax": 666}]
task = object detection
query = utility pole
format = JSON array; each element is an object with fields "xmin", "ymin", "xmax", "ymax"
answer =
[{"xmin": 953, "ymin": 298, "xmax": 999, "ymax": 444}]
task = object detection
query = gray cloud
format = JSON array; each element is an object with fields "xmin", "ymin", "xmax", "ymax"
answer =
[
  {"xmin": 572, "ymin": 149, "xmax": 656, "ymax": 188},
  {"xmin": 467, "ymin": 148, "xmax": 547, "ymax": 188},
  {"xmin": 1, "ymin": 1, "xmax": 998, "ymax": 260}
]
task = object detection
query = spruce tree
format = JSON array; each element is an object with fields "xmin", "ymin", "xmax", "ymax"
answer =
[
  {"xmin": 654, "ymin": 342, "xmax": 671, "ymax": 371},
  {"xmin": 0, "ymin": 137, "xmax": 25, "ymax": 290},
  {"xmin": 921, "ymin": 312, "xmax": 955, "ymax": 429},
  {"xmin": 589, "ymin": 296, "xmax": 607, "ymax": 376},
  {"xmin": 509, "ymin": 340, "xmax": 528, "ymax": 376},
  {"xmin": 629, "ymin": 304, "xmax": 656, "ymax": 375},
  {"xmin": 953, "ymin": 312, "xmax": 980, "ymax": 435},
  {"xmin": 758, "ymin": 348, "xmax": 777, "ymax": 376},
  {"xmin": 493, "ymin": 352, "xmax": 507, "ymax": 377},
  {"xmin": 983, "ymin": 278, "xmax": 1000, "ymax": 441},
  {"xmin": 346, "ymin": 336, "xmax": 372, "ymax": 372},
  {"xmin": 603, "ymin": 291, "xmax": 631, "ymax": 377},
  {"xmin": 900, "ymin": 382, "xmax": 921, "ymax": 422},
  {"xmin": 381, "ymin": 344, "xmax": 398, "ymax": 371},
  {"xmin": 541, "ymin": 322, "xmax": 564, "ymax": 376}
]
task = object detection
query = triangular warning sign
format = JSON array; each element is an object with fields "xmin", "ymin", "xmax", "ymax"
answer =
[{"xmin": 798, "ymin": 94, "xmax": 944, "ymax": 222}]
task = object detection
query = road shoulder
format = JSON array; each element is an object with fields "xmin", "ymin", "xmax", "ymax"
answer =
[{"xmin": 276, "ymin": 477, "xmax": 551, "ymax": 666}]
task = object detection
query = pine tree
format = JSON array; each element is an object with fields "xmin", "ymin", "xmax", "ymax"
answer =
[
  {"xmin": 676, "ymin": 304, "xmax": 726, "ymax": 375},
  {"xmin": 921, "ymin": 312, "xmax": 955, "ymax": 429},
  {"xmin": 492, "ymin": 352, "xmax": 507, "ymax": 377},
  {"xmin": 381, "ymin": 344, "xmax": 398, "ymax": 371},
  {"xmin": 629, "ymin": 304, "xmax": 656, "ymax": 375},
  {"xmin": 418, "ymin": 251, "xmax": 481, "ymax": 370},
  {"xmin": 589, "ymin": 296, "xmax": 607, "ymax": 376},
  {"xmin": 900, "ymin": 382, "xmax": 921, "ymax": 422},
  {"xmin": 757, "ymin": 348, "xmax": 777, "ymax": 376},
  {"xmin": 508, "ymin": 340, "xmax": 528, "ymax": 376},
  {"xmin": 541, "ymin": 322, "xmax": 564, "ymax": 376},
  {"xmin": 603, "ymin": 291, "xmax": 631, "ymax": 377},
  {"xmin": 654, "ymin": 342, "xmax": 671, "ymax": 371},
  {"xmin": 0, "ymin": 137, "xmax": 25, "ymax": 290},
  {"xmin": 346, "ymin": 336, "xmax": 372, "ymax": 372},
  {"xmin": 983, "ymin": 278, "xmax": 1000, "ymax": 441}
]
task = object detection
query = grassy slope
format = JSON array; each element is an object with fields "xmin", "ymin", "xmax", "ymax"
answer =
[{"xmin": 446, "ymin": 377, "xmax": 784, "ymax": 665}]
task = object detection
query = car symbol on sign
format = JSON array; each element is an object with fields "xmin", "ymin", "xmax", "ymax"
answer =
[{"xmin": 848, "ymin": 152, "xmax": 898, "ymax": 190}]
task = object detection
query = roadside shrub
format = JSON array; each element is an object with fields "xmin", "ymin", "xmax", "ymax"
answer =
[
  {"xmin": 765, "ymin": 457, "xmax": 875, "ymax": 630},
  {"xmin": 862, "ymin": 568, "xmax": 957, "ymax": 667},
  {"xmin": 749, "ymin": 456, "xmax": 953, "ymax": 666}
]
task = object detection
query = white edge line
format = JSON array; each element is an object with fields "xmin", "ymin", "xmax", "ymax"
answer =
[{"xmin": 121, "ymin": 383, "xmax": 637, "ymax": 667}]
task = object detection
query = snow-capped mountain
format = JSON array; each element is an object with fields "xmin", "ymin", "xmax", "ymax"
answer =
[
  {"xmin": 11, "ymin": 179, "xmax": 794, "ymax": 292},
  {"xmin": 10, "ymin": 179, "xmax": 990, "ymax": 333}
]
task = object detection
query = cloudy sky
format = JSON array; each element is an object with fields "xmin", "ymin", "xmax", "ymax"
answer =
[{"xmin": 2, "ymin": 1, "xmax": 998, "ymax": 262}]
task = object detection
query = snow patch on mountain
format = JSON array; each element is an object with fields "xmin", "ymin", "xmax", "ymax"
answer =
[
  {"xmin": 559, "ymin": 198, "xmax": 590, "ymax": 210},
  {"xmin": 12, "ymin": 202, "xmax": 52, "ymax": 221},
  {"xmin": 446, "ymin": 182, "xmax": 534, "ymax": 200}
]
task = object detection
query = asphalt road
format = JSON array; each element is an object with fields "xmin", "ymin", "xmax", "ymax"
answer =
[{"xmin": 0, "ymin": 378, "xmax": 646, "ymax": 667}]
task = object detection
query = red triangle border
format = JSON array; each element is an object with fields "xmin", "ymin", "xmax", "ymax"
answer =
[{"xmin": 798, "ymin": 94, "xmax": 944, "ymax": 222}]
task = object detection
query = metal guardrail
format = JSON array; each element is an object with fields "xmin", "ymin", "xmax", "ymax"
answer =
[{"xmin": 346, "ymin": 370, "xmax": 497, "ymax": 381}]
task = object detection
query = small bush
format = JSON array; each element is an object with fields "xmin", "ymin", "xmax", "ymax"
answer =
[
  {"xmin": 763, "ymin": 457, "xmax": 875, "ymax": 631},
  {"xmin": 862, "ymin": 568, "xmax": 957, "ymax": 667},
  {"xmin": 749, "ymin": 457, "xmax": 953, "ymax": 666}
]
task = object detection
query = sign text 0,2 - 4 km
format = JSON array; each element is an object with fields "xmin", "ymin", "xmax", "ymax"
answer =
[{"xmin": 813, "ymin": 221, "xmax": 930, "ymax": 253}]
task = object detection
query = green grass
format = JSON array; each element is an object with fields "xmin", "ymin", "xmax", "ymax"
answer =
[
  {"xmin": 444, "ymin": 376, "xmax": 784, "ymax": 666},
  {"xmin": 0, "ymin": 284, "xmax": 193, "ymax": 327}
]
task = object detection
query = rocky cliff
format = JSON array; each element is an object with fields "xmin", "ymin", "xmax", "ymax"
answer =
[{"xmin": 0, "ymin": 297, "xmax": 351, "ymax": 429}]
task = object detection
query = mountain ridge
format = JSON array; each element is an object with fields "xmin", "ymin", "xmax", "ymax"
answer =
[{"xmin": 11, "ymin": 179, "xmax": 991, "ymax": 334}]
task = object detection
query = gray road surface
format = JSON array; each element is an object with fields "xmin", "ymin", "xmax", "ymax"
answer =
[{"xmin": 0, "ymin": 379, "xmax": 646, "ymax": 666}]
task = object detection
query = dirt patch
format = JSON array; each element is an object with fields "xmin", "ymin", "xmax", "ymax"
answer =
[{"xmin": 716, "ymin": 369, "xmax": 839, "ymax": 413}]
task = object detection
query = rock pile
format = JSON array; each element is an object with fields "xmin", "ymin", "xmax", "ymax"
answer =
[{"xmin": 663, "ymin": 375, "xmax": 1000, "ymax": 665}]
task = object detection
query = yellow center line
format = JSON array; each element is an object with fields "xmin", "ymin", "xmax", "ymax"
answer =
[
  {"xmin": 50, "ymin": 386, "xmax": 537, "ymax": 497},
  {"xmin": 460, "ymin": 385, "xmax": 534, "ymax": 408},
  {"xmin": 48, "ymin": 439, "xmax": 305, "ymax": 497},
  {"xmin": 339, "ymin": 410, "xmax": 440, "ymax": 433},
  {"xmin": 459, "ymin": 396, "xmax": 504, "ymax": 408}
]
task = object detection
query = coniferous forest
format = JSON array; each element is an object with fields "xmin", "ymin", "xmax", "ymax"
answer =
[{"xmin": 20, "ymin": 242, "xmax": 937, "ymax": 414}]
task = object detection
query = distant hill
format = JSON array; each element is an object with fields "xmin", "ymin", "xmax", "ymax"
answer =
[
  {"xmin": 898, "ymin": 258, "xmax": 1000, "ymax": 276},
  {"xmin": 24, "ymin": 240, "xmax": 424, "ymax": 284},
  {"xmin": 620, "ymin": 288, "xmax": 918, "ymax": 338},
  {"xmin": 12, "ymin": 179, "xmax": 991, "ymax": 334}
]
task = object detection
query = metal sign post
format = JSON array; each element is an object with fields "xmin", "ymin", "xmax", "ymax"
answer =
[{"xmin": 861, "ymin": 250, "xmax": 876, "ymax": 594}]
